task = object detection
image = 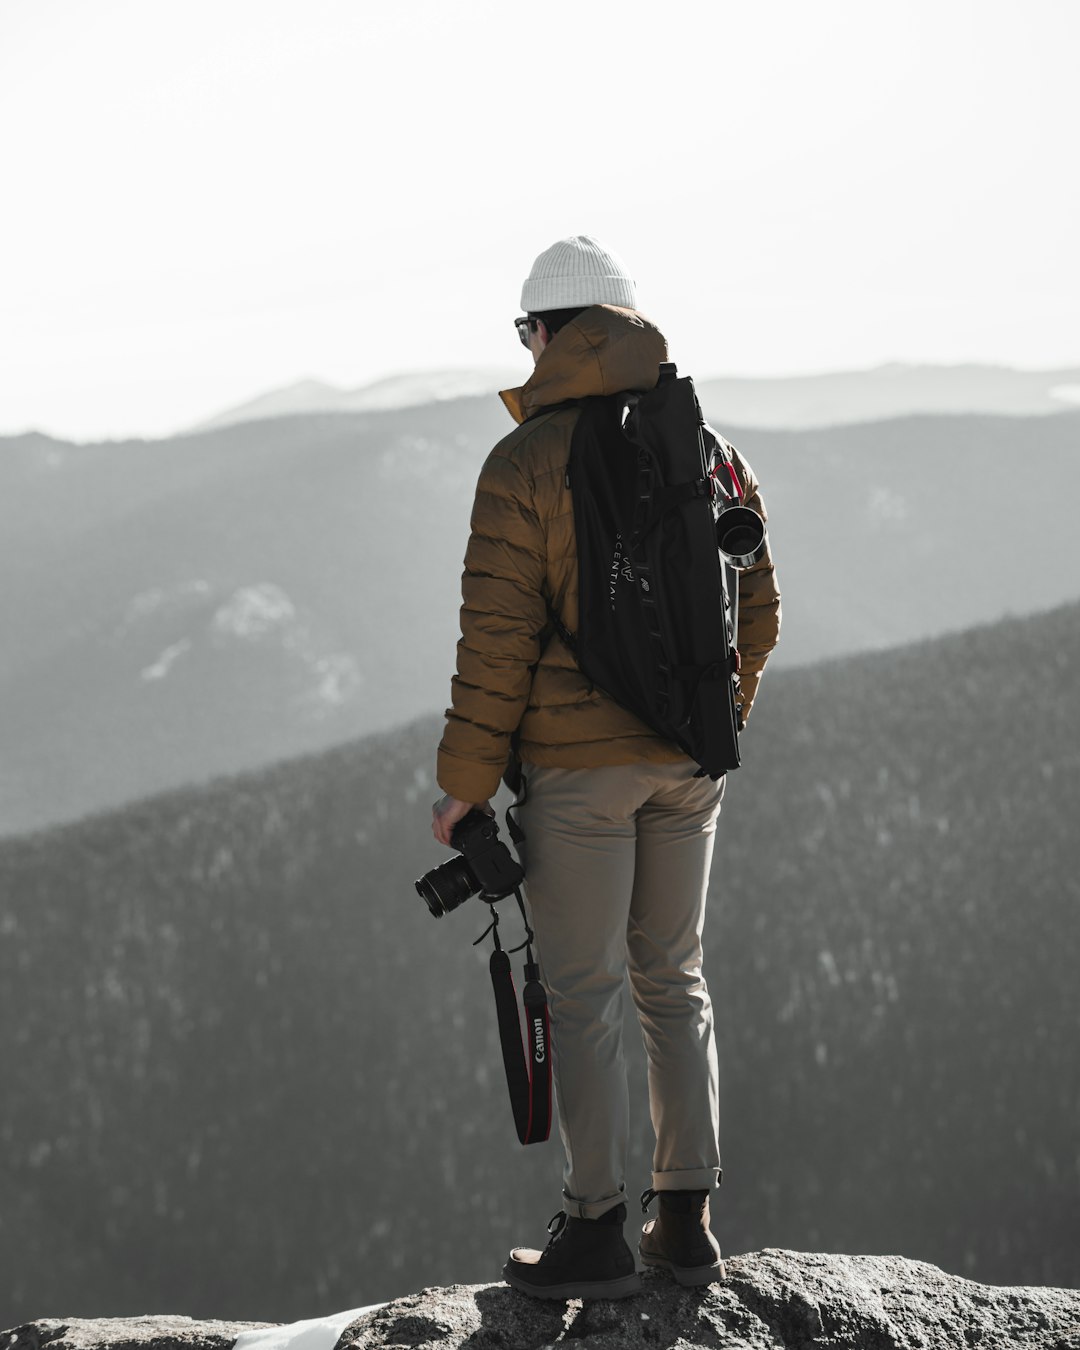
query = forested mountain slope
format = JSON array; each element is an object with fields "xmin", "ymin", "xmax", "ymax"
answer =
[{"xmin": 2, "ymin": 602, "xmax": 1076, "ymax": 1325}]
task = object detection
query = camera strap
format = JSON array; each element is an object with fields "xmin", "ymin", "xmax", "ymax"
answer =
[{"xmin": 474, "ymin": 889, "xmax": 551, "ymax": 1146}]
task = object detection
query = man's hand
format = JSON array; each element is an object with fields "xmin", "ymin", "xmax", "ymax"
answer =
[{"xmin": 431, "ymin": 794, "xmax": 492, "ymax": 847}]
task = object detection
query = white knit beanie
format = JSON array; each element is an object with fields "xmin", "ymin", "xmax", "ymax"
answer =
[{"xmin": 520, "ymin": 235, "xmax": 637, "ymax": 312}]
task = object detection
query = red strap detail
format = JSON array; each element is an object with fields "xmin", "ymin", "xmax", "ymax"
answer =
[
  {"xmin": 726, "ymin": 463, "xmax": 743, "ymax": 500},
  {"xmin": 708, "ymin": 458, "xmax": 744, "ymax": 502}
]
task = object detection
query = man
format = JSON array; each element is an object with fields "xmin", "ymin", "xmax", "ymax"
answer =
[{"xmin": 432, "ymin": 235, "xmax": 781, "ymax": 1299}]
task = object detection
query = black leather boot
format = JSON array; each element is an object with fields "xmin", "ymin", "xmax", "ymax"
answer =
[
  {"xmin": 503, "ymin": 1202, "xmax": 642, "ymax": 1300},
  {"xmin": 638, "ymin": 1188, "xmax": 726, "ymax": 1286}
]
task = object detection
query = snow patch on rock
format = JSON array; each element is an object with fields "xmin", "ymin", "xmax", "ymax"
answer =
[
  {"xmin": 211, "ymin": 584, "xmax": 296, "ymax": 641},
  {"xmin": 300, "ymin": 652, "xmax": 361, "ymax": 715},
  {"xmin": 141, "ymin": 639, "xmax": 192, "ymax": 681}
]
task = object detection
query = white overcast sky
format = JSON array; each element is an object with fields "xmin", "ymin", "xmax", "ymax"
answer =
[{"xmin": 1, "ymin": 0, "xmax": 1077, "ymax": 442}]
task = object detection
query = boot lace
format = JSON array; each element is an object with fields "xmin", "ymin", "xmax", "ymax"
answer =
[{"xmin": 544, "ymin": 1210, "xmax": 568, "ymax": 1250}]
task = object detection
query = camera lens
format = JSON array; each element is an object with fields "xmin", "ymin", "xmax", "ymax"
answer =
[{"xmin": 415, "ymin": 855, "xmax": 477, "ymax": 918}]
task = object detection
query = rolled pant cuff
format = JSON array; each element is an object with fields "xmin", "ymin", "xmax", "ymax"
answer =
[
  {"xmin": 651, "ymin": 1167, "xmax": 722, "ymax": 1192},
  {"xmin": 562, "ymin": 1187, "xmax": 627, "ymax": 1220}
]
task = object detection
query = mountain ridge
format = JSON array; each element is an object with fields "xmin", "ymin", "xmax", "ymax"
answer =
[
  {"xmin": 2, "ymin": 402, "xmax": 1079, "ymax": 835},
  {"xmin": 6, "ymin": 360, "xmax": 1080, "ymax": 446},
  {"xmin": 178, "ymin": 359, "xmax": 1080, "ymax": 439},
  {"xmin": 184, "ymin": 369, "xmax": 522, "ymax": 435}
]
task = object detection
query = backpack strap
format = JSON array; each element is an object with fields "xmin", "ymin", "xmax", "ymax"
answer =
[{"xmin": 632, "ymin": 477, "xmax": 715, "ymax": 546}]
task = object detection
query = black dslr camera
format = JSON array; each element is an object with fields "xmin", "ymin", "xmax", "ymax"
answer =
[{"xmin": 415, "ymin": 810, "xmax": 525, "ymax": 918}]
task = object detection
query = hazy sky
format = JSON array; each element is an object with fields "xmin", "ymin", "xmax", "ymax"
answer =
[{"xmin": 2, "ymin": 0, "xmax": 1077, "ymax": 442}]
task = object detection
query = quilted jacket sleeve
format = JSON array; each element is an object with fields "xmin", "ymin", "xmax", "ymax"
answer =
[
  {"xmin": 728, "ymin": 445, "xmax": 781, "ymax": 724},
  {"xmin": 436, "ymin": 447, "xmax": 548, "ymax": 802}
]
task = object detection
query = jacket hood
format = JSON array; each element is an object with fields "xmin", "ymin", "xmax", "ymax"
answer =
[{"xmin": 499, "ymin": 305, "xmax": 669, "ymax": 424}]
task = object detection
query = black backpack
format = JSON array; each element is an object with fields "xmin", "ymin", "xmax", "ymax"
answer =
[{"xmin": 542, "ymin": 363, "xmax": 765, "ymax": 778}]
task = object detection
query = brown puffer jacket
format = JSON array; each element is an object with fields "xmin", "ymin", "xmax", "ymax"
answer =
[{"xmin": 436, "ymin": 305, "xmax": 781, "ymax": 804}]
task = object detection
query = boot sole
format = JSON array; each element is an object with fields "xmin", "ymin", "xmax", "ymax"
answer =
[
  {"xmin": 503, "ymin": 1264, "xmax": 642, "ymax": 1300},
  {"xmin": 639, "ymin": 1250, "xmax": 727, "ymax": 1286}
]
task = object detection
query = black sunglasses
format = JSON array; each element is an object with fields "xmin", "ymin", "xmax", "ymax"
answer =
[{"xmin": 514, "ymin": 316, "xmax": 538, "ymax": 348}]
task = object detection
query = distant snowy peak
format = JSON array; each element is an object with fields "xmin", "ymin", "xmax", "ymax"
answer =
[
  {"xmin": 341, "ymin": 369, "xmax": 522, "ymax": 410},
  {"xmin": 183, "ymin": 361, "xmax": 1080, "ymax": 437},
  {"xmin": 188, "ymin": 369, "xmax": 520, "ymax": 433}
]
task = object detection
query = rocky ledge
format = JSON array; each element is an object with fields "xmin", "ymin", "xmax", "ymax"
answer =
[{"xmin": 4, "ymin": 1249, "xmax": 1080, "ymax": 1350}]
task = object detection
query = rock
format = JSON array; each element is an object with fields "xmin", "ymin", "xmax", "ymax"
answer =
[
  {"xmin": 5, "ymin": 1251, "xmax": 1079, "ymax": 1350},
  {"xmin": 0, "ymin": 1316, "xmax": 274, "ymax": 1350},
  {"xmin": 336, "ymin": 1251, "xmax": 1080, "ymax": 1350}
]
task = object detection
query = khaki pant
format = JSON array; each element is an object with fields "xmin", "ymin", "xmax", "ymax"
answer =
[{"xmin": 517, "ymin": 758, "xmax": 726, "ymax": 1219}]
